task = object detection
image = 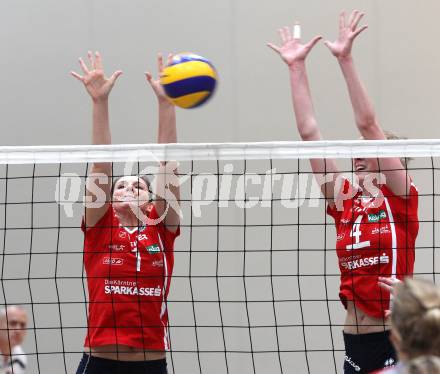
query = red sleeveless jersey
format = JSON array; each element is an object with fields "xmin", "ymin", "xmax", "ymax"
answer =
[
  {"xmin": 327, "ymin": 180, "xmax": 419, "ymax": 319},
  {"xmin": 81, "ymin": 205, "xmax": 179, "ymax": 350}
]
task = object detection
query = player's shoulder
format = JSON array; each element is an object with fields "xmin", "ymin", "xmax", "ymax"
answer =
[{"xmin": 380, "ymin": 178, "xmax": 419, "ymax": 209}]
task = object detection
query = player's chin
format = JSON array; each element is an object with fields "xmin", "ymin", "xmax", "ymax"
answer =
[
  {"xmin": 113, "ymin": 201, "xmax": 136, "ymax": 211},
  {"xmin": 354, "ymin": 171, "xmax": 371, "ymax": 181},
  {"xmin": 115, "ymin": 200, "xmax": 150, "ymax": 211}
]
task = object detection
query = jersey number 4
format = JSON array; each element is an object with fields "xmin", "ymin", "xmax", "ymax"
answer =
[{"xmin": 346, "ymin": 215, "xmax": 371, "ymax": 250}]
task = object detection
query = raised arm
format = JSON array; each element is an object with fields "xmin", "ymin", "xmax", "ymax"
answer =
[
  {"xmin": 268, "ymin": 24, "xmax": 339, "ymax": 202},
  {"xmin": 71, "ymin": 51, "xmax": 122, "ymax": 227},
  {"xmin": 145, "ymin": 54, "xmax": 180, "ymax": 232},
  {"xmin": 325, "ymin": 11, "xmax": 411, "ymax": 196}
]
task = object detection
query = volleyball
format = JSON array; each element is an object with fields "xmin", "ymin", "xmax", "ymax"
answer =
[{"xmin": 160, "ymin": 53, "xmax": 218, "ymax": 109}]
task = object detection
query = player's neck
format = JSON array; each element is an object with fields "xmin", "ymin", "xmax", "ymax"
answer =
[
  {"xmin": 116, "ymin": 210, "xmax": 141, "ymax": 229},
  {"xmin": 357, "ymin": 180, "xmax": 380, "ymax": 199}
]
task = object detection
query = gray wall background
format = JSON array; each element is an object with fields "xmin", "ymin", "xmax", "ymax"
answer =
[{"xmin": 1, "ymin": 0, "xmax": 440, "ymax": 373}]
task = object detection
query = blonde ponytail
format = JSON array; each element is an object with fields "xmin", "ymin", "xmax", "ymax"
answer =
[{"xmin": 392, "ymin": 278, "xmax": 440, "ymax": 358}]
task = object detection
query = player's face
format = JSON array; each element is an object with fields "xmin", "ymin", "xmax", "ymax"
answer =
[
  {"xmin": 355, "ymin": 136, "xmax": 381, "ymax": 181},
  {"xmin": 0, "ymin": 307, "xmax": 27, "ymax": 347},
  {"xmin": 112, "ymin": 176, "xmax": 150, "ymax": 209},
  {"xmin": 353, "ymin": 157, "xmax": 380, "ymax": 182}
]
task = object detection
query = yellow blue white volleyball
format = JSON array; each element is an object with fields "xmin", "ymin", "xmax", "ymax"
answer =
[{"xmin": 160, "ymin": 53, "xmax": 218, "ymax": 109}]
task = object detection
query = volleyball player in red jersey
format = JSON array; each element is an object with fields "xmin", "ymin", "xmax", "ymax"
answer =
[
  {"xmin": 71, "ymin": 52, "xmax": 180, "ymax": 374},
  {"xmin": 269, "ymin": 11, "xmax": 419, "ymax": 373}
]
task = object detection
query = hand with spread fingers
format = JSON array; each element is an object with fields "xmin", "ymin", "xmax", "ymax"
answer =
[
  {"xmin": 71, "ymin": 51, "xmax": 122, "ymax": 102},
  {"xmin": 324, "ymin": 10, "xmax": 368, "ymax": 60},
  {"xmin": 267, "ymin": 23, "xmax": 322, "ymax": 66},
  {"xmin": 145, "ymin": 53, "xmax": 173, "ymax": 104}
]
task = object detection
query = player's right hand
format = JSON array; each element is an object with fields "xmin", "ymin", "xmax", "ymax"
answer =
[
  {"xmin": 267, "ymin": 23, "xmax": 322, "ymax": 66},
  {"xmin": 71, "ymin": 51, "xmax": 122, "ymax": 102}
]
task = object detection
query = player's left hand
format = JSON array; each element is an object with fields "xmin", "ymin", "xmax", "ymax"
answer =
[
  {"xmin": 324, "ymin": 10, "xmax": 368, "ymax": 60},
  {"xmin": 378, "ymin": 276, "xmax": 401, "ymax": 293},
  {"xmin": 378, "ymin": 277, "xmax": 402, "ymax": 318},
  {"xmin": 145, "ymin": 53, "xmax": 173, "ymax": 103}
]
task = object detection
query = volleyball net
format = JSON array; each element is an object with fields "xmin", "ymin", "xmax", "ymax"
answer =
[{"xmin": 0, "ymin": 140, "xmax": 439, "ymax": 374}]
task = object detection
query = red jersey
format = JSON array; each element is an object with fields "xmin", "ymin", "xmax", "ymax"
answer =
[
  {"xmin": 327, "ymin": 180, "xmax": 419, "ymax": 319},
  {"xmin": 81, "ymin": 204, "xmax": 180, "ymax": 350}
]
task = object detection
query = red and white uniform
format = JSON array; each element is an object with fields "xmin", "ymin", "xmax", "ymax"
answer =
[
  {"xmin": 327, "ymin": 180, "xmax": 419, "ymax": 319},
  {"xmin": 81, "ymin": 204, "xmax": 180, "ymax": 350}
]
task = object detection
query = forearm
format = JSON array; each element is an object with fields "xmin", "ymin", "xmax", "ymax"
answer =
[
  {"xmin": 338, "ymin": 56, "xmax": 377, "ymax": 129},
  {"xmin": 289, "ymin": 62, "xmax": 321, "ymax": 141},
  {"xmin": 155, "ymin": 99, "xmax": 180, "ymax": 225},
  {"xmin": 91, "ymin": 99, "xmax": 111, "ymax": 173},
  {"xmin": 92, "ymin": 99, "xmax": 111, "ymax": 145},
  {"xmin": 157, "ymin": 99, "xmax": 177, "ymax": 144}
]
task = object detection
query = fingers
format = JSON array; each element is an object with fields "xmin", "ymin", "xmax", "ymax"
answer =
[
  {"xmin": 278, "ymin": 27, "xmax": 291, "ymax": 44},
  {"xmin": 78, "ymin": 57, "xmax": 90, "ymax": 75},
  {"xmin": 378, "ymin": 277, "xmax": 393, "ymax": 286},
  {"xmin": 283, "ymin": 26, "xmax": 292, "ymax": 42},
  {"xmin": 78, "ymin": 51, "xmax": 103, "ymax": 76},
  {"xmin": 352, "ymin": 25, "xmax": 368, "ymax": 38},
  {"xmin": 145, "ymin": 71, "xmax": 153, "ymax": 83},
  {"xmin": 87, "ymin": 51, "xmax": 95, "ymax": 70},
  {"xmin": 277, "ymin": 24, "xmax": 298, "ymax": 45},
  {"xmin": 109, "ymin": 70, "xmax": 123, "ymax": 85},
  {"xmin": 94, "ymin": 51, "xmax": 104, "ymax": 70},
  {"xmin": 378, "ymin": 281, "xmax": 393, "ymax": 293},
  {"xmin": 166, "ymin": 53, "xmax": 173, "ymax": 66},
  {"xmin": 348, "ymin": 10, "xmax": 358, "ymax": 27},
  {"xmin": 378, "ymin": 276, "xmax": 401, "ymax": 286},
  {"xmin": 378, "ymin": 276, "xmax": 401, "ymax": 293},
  {"xmin": 351, "ymin": 11, "xmax": 365, "ymax": 30},
  {"xmin": 157, "ymin": 53, "xmax": 164, "ymax": 73},
  {"xmin": 267, "ymin": 42, "xmax": 281, "ymax": 53},
  {"xmin": 384, "ymin": 310, "xmax": 392, "ymax": 319},
  {"xmin": 70, "ymin": 71, "xmax": 84, "ymax": 82},
  {"xmin": 278, "ymin": 28, "xmax": 287, "ymax": 44},
  {"xmin": 339, "ymin": 11, "xmax": 346, "ymax": 30},
  {"xmin": 305, "ymin": 35, "xmax": 322, "ymax": 50}
]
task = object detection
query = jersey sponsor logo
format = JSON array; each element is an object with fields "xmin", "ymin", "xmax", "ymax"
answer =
[
  {"xmin": 341, "ymin": 218, "xmax": 350, "ymax": 224},
  {"xmin": 371, "ymin": 226, "xmax": 391, "ymax": 235},
  {"xmin": 108, "ymin": 244, "xmax": 125, "ymax": 251},
  {"xmin": 103, "ymin": 257, "xmax": 124, "ymax": 265},
  {"xmin": 137, "ymin": 234, "xmax": 148, "ymax": 241},
  {"xmin": 104, "ymin": 285, "xmax": 162, "ymax": 297},
  {"xmin": 380, "ymin": 253, "xmax": 390, "ymax": 264},
  {"xmin": 146, "ymin": 244, "xmax": 160, "ymax": 254},
  {"xmin": 341, "ymin": 253, "xmax": 390, "ymax": 270},
  {"xmin": 152, "ymin": 259, "xmax": 164, "ymax": 267},
  {"xmin": 368, "ymin": 210, "xmax": 387, "ymax": 222}
]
